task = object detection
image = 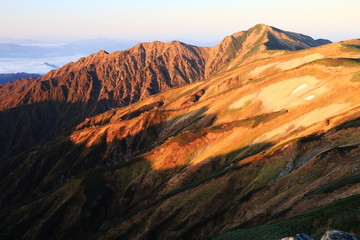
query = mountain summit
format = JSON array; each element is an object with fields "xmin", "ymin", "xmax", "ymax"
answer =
[{"xmin": 205, "ymin": 24, "xmax": 331, "ymax": 76}]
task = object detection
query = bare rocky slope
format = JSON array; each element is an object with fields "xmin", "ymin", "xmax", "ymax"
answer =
[{"xmin": 3, "ymin": 25, "xmax": 360, "ymax": 240}]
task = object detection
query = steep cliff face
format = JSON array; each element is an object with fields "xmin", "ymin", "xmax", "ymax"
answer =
[{"xmin": 1, "ymin": 36, "xmax": 359, "ymax": 240}]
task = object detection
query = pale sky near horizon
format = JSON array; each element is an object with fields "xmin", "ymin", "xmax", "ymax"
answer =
[{"xmin": 0, "ymin": 0, "xmax": 359, "ymax": 43}]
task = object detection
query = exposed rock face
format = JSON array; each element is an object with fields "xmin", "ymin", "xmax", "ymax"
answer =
[{"xmin": 320, "ymin": 230, "xmax": 358, "ymax": 240}]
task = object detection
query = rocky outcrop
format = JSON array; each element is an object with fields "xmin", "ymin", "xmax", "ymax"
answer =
[
  {"xmin": 281, "ymin": 231, "xmax": 358, "ymax": 240},
  {"xmin": 321, "ymin": 230, "xmax": 358, "ymax": 240},
  {"xmin": 281, "ymin": 233, "xmax": 314, "ymax": 240}
]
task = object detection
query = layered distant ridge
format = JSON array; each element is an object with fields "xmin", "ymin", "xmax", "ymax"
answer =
[{"xmin": 0, "ymin": 73, "xmax": 42, "ymax": 84}]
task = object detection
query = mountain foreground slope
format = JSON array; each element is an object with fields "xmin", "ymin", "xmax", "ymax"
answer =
[{"xmin": 1, "ymin": 25, "xmax": 360, "ymax": 240}]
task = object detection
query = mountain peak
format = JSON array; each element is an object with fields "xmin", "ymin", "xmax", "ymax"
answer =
[
  {"xmin": 89, "ymin": 50, "xmax": 109, "ymax": 57},
  {"xmin": 133, "ymin": 40, "xmax": 188, "ymax": 50},
  {"xmin": 266, "ymin": 25, "xmax": 332, "ymax": 48},
  {"xmin": 97, "ymin": 50, "xmax": 109, "ymax": 54},
  {"xmin": 251, "ymin": 23, "xmax": 270, "ymax": 30},
  {"xmin": 204, "ymin": 24, "xmax": 331, "ymax": 76},
  {"xmin": 245, "ymin": 24, "xmax": 332, "ymax": 50}
]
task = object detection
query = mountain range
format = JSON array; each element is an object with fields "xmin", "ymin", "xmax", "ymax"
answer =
[
  {"xmin": 0, "ymin": 24, "xmax": 359, "ymax": 240},
  {"xmin": 0, "ymin": 24, "xmax": 331, "ymax": 157}
]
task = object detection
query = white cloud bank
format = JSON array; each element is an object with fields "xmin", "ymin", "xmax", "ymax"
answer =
[{"xmin": 0, "ymin": 54, "xmax": 85, "ymax": 74}]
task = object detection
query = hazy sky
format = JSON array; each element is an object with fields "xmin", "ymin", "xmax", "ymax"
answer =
[{"xmin": 1, "ymin": 0, "xmax": 359, "ymax": 43}]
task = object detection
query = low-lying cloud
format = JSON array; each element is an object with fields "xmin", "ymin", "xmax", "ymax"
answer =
[{"xmin": 0, "ymin": 54, "xmax": 85, "ymax": 74}]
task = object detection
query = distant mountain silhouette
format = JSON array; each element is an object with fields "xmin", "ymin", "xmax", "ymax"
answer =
[{"xmin": 0, "ymin": 72, "xmax": 42, "ymax": 84}]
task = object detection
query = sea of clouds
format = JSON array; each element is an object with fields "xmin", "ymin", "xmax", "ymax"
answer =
[{"xmin": 0, "ymin": 54, "xmax": 85, "ymax": 74}]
